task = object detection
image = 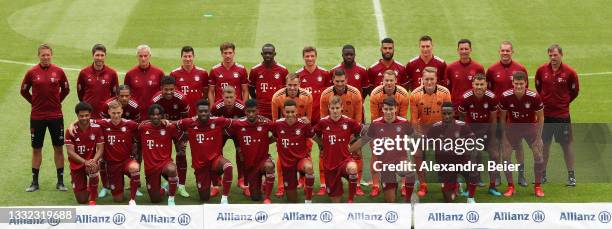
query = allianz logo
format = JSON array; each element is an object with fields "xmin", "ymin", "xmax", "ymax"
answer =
[
  {"xmin": 140, "ymin": 213, "xmax": 191, "ymax": 226},
  {"xmin": 282, "ymin": 211, "xmax": 333, "ymax": 223},
  {"xmin": 75, "ymin": 213, "xmax": 126, "ymax": 225},
  {"xmin": 560, "ymin": 211, "xmax": 611, "ymax": 223},
  {"xmin": 347, "ymin": 211, "xmax": 399, "ymax": 223},
  {"xmin": 217, "ymin": 211, "xmax": 269, "ymax": 223}
]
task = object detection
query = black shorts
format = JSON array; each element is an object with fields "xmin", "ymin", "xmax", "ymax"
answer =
[
  {"xmin": 30, "ymin": 118, "xmax": 64, "ymax": 148},
  {"xmin": 542, "ymin": 117, "xmax": 572, "ymax": 144}
]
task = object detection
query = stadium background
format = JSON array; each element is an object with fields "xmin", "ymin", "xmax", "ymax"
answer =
[{"xmin": 0, "ymin": 0, "xmax": 610, "ymax": 205}]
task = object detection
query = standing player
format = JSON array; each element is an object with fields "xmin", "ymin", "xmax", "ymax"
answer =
[
  {"xmin": 535, "ymin": 44, "xmax": 579, "ymax": 186},
  {"xmin": 410, "ymin": 67, "xmax": 451, "ymax": 197},
  {"xmin": 319, "ymin": 69, "xmax": 363, "ymax": 196},
  {"xmin": 368, "ymin": 38, "xmax": 407, "ymax": 90},
  {"xmin": 406, "ymin": 35, "xmax": 447, "ymax": 90},
  {"xmin": 151, "ymin": 76, "xmax": 190, "ymax": 197},
  {"xmin": 101, "ymin": 85, "xmax": 140, "ymax": 121},
  {"xmin": 124, "ymin": 44, "xmax": 165, "ymax": 119},
  {"xmin": 248, "ymin": 43, "xmax": 289, "ymax": 119},
  {"xmin": 330, "ymin": 44, "xmax": 369, "ymax": 98},
  {"xmin": 21, "ymin": 44, "xmax": 70, "ymax": 192},
  {"xmin": 296, "ymin": 46, "xmax": 331, "ymax": 125},
  {"xmin": 139, "ymin": 104, "xmax": 180, "ymax": 205},
  {"xmin": 486, "ymin": 41, "xmax": 529, "ymax": 187},
  {"xmin": 270, "ymin": 100, "xmax": 315, "ymax": 203},
  {"xmin": 177, "ymin": 99, "xmax": 234, "ymax": 204},
  {"xmin": 458, "ymin": 74, "xmax": 502, "ymax": 196},
  {"xmin": 65, "ymin": 102, "xmax": 104, "ymax": 205},
  {"xmin": 77, "ymin": 44, "xmax": 118, "ymax": 119},
  {"xmin": 445, "ymin": 39, "xmax": 485, "ymax": 111},
  {"xmin": 350, "ymin": 97, "xmax": 416, "ymax": 203},
  {"xmin": 499, "ymin": 71, "xmax": 545, "ymax": 197},
  {"xmin": 171, "ymin": 46, "xmax": 209, "ymax": 118},
  {"xmin": 208, "ymin": 42, "xmax": 249, "ymax": 103},
  {"xmin": 313, "ymin": 96, "xmax": 361, "ymax": 203},
  {"xmin": 368, "ymin": 70, "xmax": 410, "ymax": 197},
  {"xmin": 228, "ymin": 99, "xmax": 276, "ymax": 203}
]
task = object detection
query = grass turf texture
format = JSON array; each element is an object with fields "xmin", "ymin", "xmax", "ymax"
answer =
[{"xmin": 0, "ymin": 0, "xmax": 610, "ymax": 205}]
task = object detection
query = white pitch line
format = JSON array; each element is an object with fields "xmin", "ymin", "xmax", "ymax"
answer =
[
  {"xmin": 0, "ymin": 58, "xmax": 126, "ymax": 75},
  {"xmin": 372, "ymin": 0, "xmax": 387, "ymax": 40}
]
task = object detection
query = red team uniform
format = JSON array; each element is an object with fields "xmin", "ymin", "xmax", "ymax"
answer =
[
  {"xmin": 170, "ymin": 66, "xmax": 209, "ymax": 117},
  {"xmin": 445, "ymin": 60, "xmax": 485, "ymax": 108},
  {"xmin": 330, "ymin": 63, "xmax": 369, "ymax": 94},
  {"xmin": 406, "ymin": 55, "xmax": 447, "ymax": 90},
  {"xmin": 271, "ymin": 119, "xmax": 315, "ymax": 197},
  {"xmin": 486, "ymin": 60, "xmax": 528, "ymax": 98},
  {"xmin": 248, "ymin": 62, "xmax": 288, "ymax": 119},
  {"xmin": 535, "ymin": 63, "xmax": 579, "ymax": 119},
  {"xmin": 368, "ymin": 60, "xmax": 407, "ymax": 88},
  {"xmin": 499, "ymin": 89, "xmax": 544, "ymax": 148},
  {"xmin": 209, "ymin": 63, "xmax": 248, "ymax": 101},
  {"xmin": 138, "ymin": 121, "xmax": 179, "ymax": 195},
  {"xmin": 77, "ymin": 65, "xmax": 118, "ymax": 118},
  {"xmin": 211, "ymin": 100, "xmax": 246, "ymax": 119},
  {"xmin": 296, "ymin": 66, "xmax": 331, "ymax": 124},
  {"xmin": 177, "ymin": 117, "xmax": 234, "ymax": 195},
  {"xmin": 101, "ymin": 97, "xmax": 140, "ymax": 121},
  {"xmin": 151, "ymin": 91, "xmax": 189, "ymax": 121},
  {"xmin": 313, "ymin": 116, "xmax": 361, "ymax": 199},
  {"xmin": 65, "ymin": 122, "xmax": 104, "ymax": 196},
  {"xmin": 124, "ymin": 65, "xmax": 165, "ymax": 119},
  {"xmin": 458, "ymin": 89, "xmax": 498, "ymax": 137}
]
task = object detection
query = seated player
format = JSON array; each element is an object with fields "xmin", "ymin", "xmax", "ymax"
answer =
[
  {"xmin": 350, "ymin": 97, "xmax": 416, "ymax": 203},
  {"xmin": 176, "ymin": 99, "xmax": 234, "ymax": 204},
  {"xmin": 228, "ymin": 99, "xmax": 276, "ymax": 203},
  {"xmin": 428, "ymin": 102, "xmax": 479, "ymax": 203},
  {"xmin": 139, "ymin": 104, "xmax": 180, "ymax": 205},
  {"xmin": 313, "ymin": 96, "xmax": 360, "ymax": 203},
  {"xmin": 270, "ymin": 100, "xmax": 315, "ymax": 203},
  {"xmin": 65, "ymin": 102, "xmax": 104, "ymax": 205}
]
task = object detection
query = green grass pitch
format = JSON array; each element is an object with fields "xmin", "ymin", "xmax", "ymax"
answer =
[{"xmin": 0, "ymin": 0, "xmax": 611, "ymax": 205}]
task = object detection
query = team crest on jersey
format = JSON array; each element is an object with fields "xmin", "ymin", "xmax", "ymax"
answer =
[
  {"xmin": 75, "ymin": 137, "xmax": 80, "ymax": 142},
  {"xmin": 101, "ymin": 80, "xmax": 106, "ymax": 85},
  {"xmin": 416, "ymin": 69, "xmax": 421, "ymax": 73},
  {"xmin": 50, "ymin": 78, "xmax": 56, "ymax": 83},
  {"xmin": 470, "ymin": 104, "xmax": 474, "ymax": 108},
  {"xmin": 233, "ymin": 72, "xmax": 239, "ymax": 78},
  {"xmin": 274, "ymin": 73, "xmax": 280, "ymax": 79},
  {"xmin": 468, "ymin": 75, "xmax": 474, "ymax": 81},
  {"xmin": 148, "ymin": 80, "xmax": 153, "ymax": 86},
  {"xmin": 525, "ymin": 103, "xmax": 531, "ymax": 109},
  {"xmin": 160, "ymin": 129, "xmax": 166, "ymax": 136},
  {"xmin": 210, "ymin": 123, "xmax": 216, "ymax": 129},
  {"xmin": 259, "ymin": 74, "xmax": 264, "ymax": 79},
  {"xmin": 173, "ymin": 104, "xmax": 178, "ymax": 110},
  {"xmin": 120, "ymin": 126, "xmax": 126, "ymax": 132},
  {"xmin": 296, "ymin": 129, "xmax": 301, "ymax": 135},
  {"xmin": 179, "ymin": 77, "xmax": 185, "ymax": 81},
  {"xmin": 90, "ymin": 134, "xmax": 96, "ymax": 141},
  {"xmin": 342, "ymin": 124, "xmax": 348, "ymax": 130},
  {"xmin": 354, "ymin": 74, "xmax": 360, "ymax": 80},
  {"xmin": 455, "ymin": 131, "xmax": 460, "ymax": 138},
  {"xmin": 241, "ymin": 128, "xmax": 246, "ymax": 132},
  {"xmin": 219, "ymin": 74, "xmax": 224, "ymax": 78},
  {"xmin": 257, "ymin": 126, "xmax": 262, "ymax": 132},
  {"xmin": 510, "ymin": 104, "xmax": 515, "ymax": 108},
  {"xmin": 280, "ymin": 130, "xmax": 285, "ymax": 134},
  {"xmin": 317, "ymin": 76, "xmax": 322, "ymax": 82},
  {"xmin": 483, "ymin": 103, "xmax": 488, "ymax": 109},
  {"xmin": 396, "ymin": 126, "xmax": 402, "ymax": 133},
  {"xmin": 195, "ymin": 76, "xmax": 200, "ymax": 81}
]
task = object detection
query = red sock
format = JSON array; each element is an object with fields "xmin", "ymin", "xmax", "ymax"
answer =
[
  {"xmin": 304, "ymin": 173, "xmax": 315, "ymax": 200},
  {"xmin": 348, "ymin": 174, "xmax": 358, "ymax": 201},
  {"xmin": 508, "ymin": 183, "xmax": 515, "ymax": 188},
  {"xmin": 489, "ymin": 182, "xmax": 496, "ymax": 189},
  {"xmin": 88, "ymin": 173, "xmax": 99, "ymax": 201},
  {"xmin": 222, "ymin": 162, "xmax": 233, "ymax": 196},
  {"xmin": 100, "ymin": 161, "xmax": 109, "ymax": 189},
  {"xmin": 168, "ymin": 176, "xmax": 178, "ymax": 197},
  {"xmin": 468, "ymin": 183, "xmax": 477, "ymax": 198},
  {"xmin": 356, "ymin": 158, "xmax": 363, "ymax": 184},
  {"xmin": 129, "ymin": 172, "xmax": 140, "ymax": 200},
  {"xmin": 403, "ymin": 183, "xmax": 414, "ymax": 202},
  {"xmin": 237, "ymin": 157, "xmax": 244, "ymax": 182},
  {"xmin": 534, "ymin": 183, "xmax": 541, "ymax": 188},
  {"xmin": 176, "ymin": 154, "xmax": 187, "ymax": 185},
  {"xmin": 264, "ymin": 173, "xmax": 275, "ymax": 198}
]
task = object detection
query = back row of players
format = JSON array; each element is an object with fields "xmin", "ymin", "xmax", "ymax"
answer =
[{"xmin": 20, "ymin": 36, "xmax": 579, "ymax": 205}]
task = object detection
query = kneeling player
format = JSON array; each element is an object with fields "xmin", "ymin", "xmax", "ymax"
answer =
[
  {"xmin": 228, "ymin": 99, "xmax": 276, "ymax": 203},
  {"xmin": 271, "ymin": 100, "xmax": 315, "ymax": 203},
  {"xmin": 139, "ymin": 104, "xmax": 179, "ymax": 205},
  {"xmin": 313, "ymin": 96, "xmax": 360, "ymax": 203},
  {"xmin": 65, "ymin": 102, "xmax": 104, "ymax": 205},
  {"xmin": 429, "ymin": 102, "xmax": 479, "ymax": 203},
  {"xmin": 177, "ymin": 99, "xmax": 234, "ymax": 204}
]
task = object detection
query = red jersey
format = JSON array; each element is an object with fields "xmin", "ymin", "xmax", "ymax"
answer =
[
  {"xmin": 296, "ymin": 66, "xmax": 332, "ymax": 124},
  {"xmin": 445, "ymin": 59, "xmax": 485, "ymax": 106},
  {"xmin": 138, "ymin": 121, "xmax": 179, "ymax": 173},
  {"xmin": 535, "ymin": 63, "xmax": 579, "ymax": 118},
  {"xmin": 313, "ymin": 116, "xmax": 361, "ymax": 170},
  {"xmin": 64, "ymin": 123, "xmax": 105, "ymax": 170},
  {"xmin": 77, "ymin": 64, "xmax": 119, "ymax": 118},
  {"xmin": 95, "ymin": 119, "xmax": 139, "ymax": 162},
  {"xmin": 177, "ymin": 117, "xmax": 233, "ymax": 169},
  {"xmin": 427, "ymin": 120, "xmax": 475, "ymax": 156},
  {"xmin": 366, "ymin": 117, "xmax": 414, "ymax": 163},
  {"xmin": 228, "ymin": 118, "xmax": 273, "ymax": 167},
  {"xmin": 100, "ymin": 97, "xmax": 140, "ymax": 121},
  {"xmin": 170, "ymin": 66, "xmax": 209, "ymax": 117},
  {"xmin": 367, "ymin": 59, "xmax": 407, "ymax": 87},
  {"xmin": 271, "ymin": 119, "xmax": 314, "ymax": 168},
  {"xmin": 20, "ymin": 64, "xmax": 70, "ymax": 120},
  {"xmin": 499, "ymin": 89, "xmax": 544, "ymax": 123},
  {"xmin": 151, "ymin": 91, "xmax": 189, "ymax": 121},
  {"xmin": 248, "ymin": 62, "xmax": 288, "ymax": 118},
  {"xmin": 330, "ymin": 62, "xmax": 369, "ymax": 93},
  {"xmin": 486, "ymin": 60, "xmax": 528, "ymax": 98},
  {"xmin": 124, "ymin": 64, "xmax": 165, "ymax": 119},
  {"xmin": 458, "ymin": 89, "xmax": 498, "ymax": 123},
  {"xmin": 211, "ymin": 99, "xmax": 246, "ymax": 119},
  {"xmin": 209, "ymin": 63, "xmax": 248, "ymax": 101},
  {"xmin": 406, "ymin": 55, "xmax": 447, "ymax": 90}
]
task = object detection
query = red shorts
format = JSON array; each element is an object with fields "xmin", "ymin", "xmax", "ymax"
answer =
[
  {"xmin": 107, "ymin": 160, "xmax": 137, "ymax": 196},
  {"xmin": 381, "ymin": 171, "xmax": 399, "ymax": 191},
  {"xmin": 245, "ymin": 158, "xmax": 274, "ymax": 194},
  {"xmin": 281, "ymin": 157, "xmax": 311, "ymax": 191},
  {"xmin": 70, "ymin": 167, "xmax": 93, "ymax": 193},
  {"xmin": 194, "ymin": 155, "xmax": 224, "ymax": 192},
  {"xmin": 145, "ymin": 161, "xmax": 173, "ymax": 193},
  {"xmin": 324, "ymin": 159, "xmax": 354, "ymax": 197},
  {"xmin": 506, "ymin": 125, "xmax": 538, "ymax": 149}
]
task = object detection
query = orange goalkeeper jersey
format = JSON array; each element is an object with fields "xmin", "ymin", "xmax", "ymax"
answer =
[
  {"xmin": 409, "ymin": 85, "xmax": 451, "ymax": 133},
  {"xmin": 319, "ymin": 85, "xmax": 363, "ymax": 123},
  {"xmin": 369, "ymin": 85, "xmax": 410, "ymax": 121},
  {"xmin": 271, "ymin": 87, "xmax": 313, "ymax": 121}
]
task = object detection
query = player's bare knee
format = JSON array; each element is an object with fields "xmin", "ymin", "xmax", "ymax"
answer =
[
  {"xmin": 347, "ymin": 162, "xmax": 358, "ymax": 174},
  {"xmin": 128, "ymin": 163, "xmax": 140, "ymax": 173}
]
